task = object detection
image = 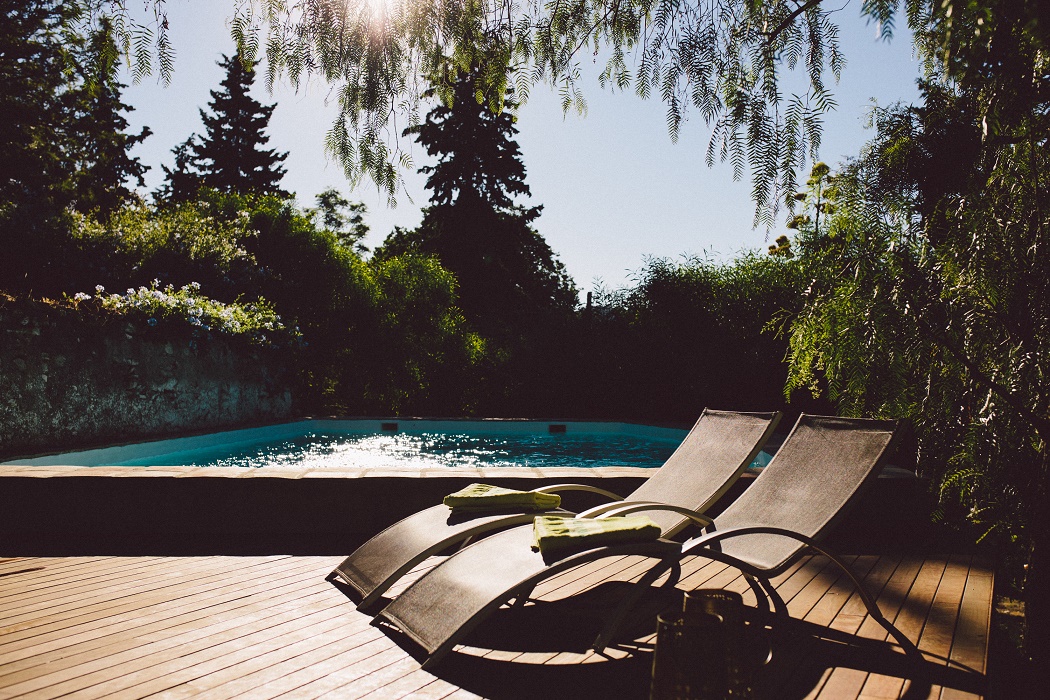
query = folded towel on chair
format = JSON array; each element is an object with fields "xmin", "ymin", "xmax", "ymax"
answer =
[
  {"xmin": 442, "ymin": 483, "xmax": 562, "ymax": 513},
  {"xmin": 531, "ymin": 514, "xmax": 661, "ymax": 558}
]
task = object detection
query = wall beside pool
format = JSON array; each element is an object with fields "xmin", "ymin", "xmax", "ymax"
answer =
[{"xmin": 0, "ymin": 301, "xmax": 293, "ymax": 460}]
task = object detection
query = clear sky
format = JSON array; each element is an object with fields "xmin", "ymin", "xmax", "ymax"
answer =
[{"xmin": 122, "ymin": 1, "xmax": 922, "ymax": 293}]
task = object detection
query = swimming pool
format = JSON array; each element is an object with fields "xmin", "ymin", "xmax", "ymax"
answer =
[{"xmin": 6, "ymin": 419, "xmax": 751, "ymax": 470}]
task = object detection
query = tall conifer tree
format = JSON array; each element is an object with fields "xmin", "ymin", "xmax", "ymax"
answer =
[
  {"xmin": 193, "ymin": 52, "xmax": 288, "ymax": 197},
  {"xmin": 378, "ymin": 66, "xmax": 576, "ymax": 339}
]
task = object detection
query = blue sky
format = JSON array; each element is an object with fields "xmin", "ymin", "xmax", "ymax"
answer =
[{"xmin": 122, "ymin": 1, "xmax": 922, "ymax": 292}]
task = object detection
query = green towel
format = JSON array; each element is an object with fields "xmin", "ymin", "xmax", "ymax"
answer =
[
  {"xmin": 442, "ymin": 483, "xmax": 561, "ymax": 513},
  {"xmin": 531, "ymin": 514, "xmax": 661, "ymax": 557}
]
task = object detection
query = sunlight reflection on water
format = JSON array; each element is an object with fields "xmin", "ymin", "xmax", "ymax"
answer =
[{"xmin": 133, "ymin": 432, "xmax": 681, "ymax": 469}]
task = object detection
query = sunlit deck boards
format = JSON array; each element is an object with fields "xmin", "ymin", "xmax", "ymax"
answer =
[{"xmin": 0, "ymin": 551, "xmax": 990, "ymax": 699}]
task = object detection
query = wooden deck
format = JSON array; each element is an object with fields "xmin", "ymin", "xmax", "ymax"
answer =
[{"xmin": 0, "ymin": 550, "xmax": 991, "ymax": 699}]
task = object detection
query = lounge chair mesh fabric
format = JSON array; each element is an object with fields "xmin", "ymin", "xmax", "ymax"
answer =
[
  {"xmin": 710, "ymin": 415, "xmax": 898, "ymax": 574},
  {"xmin": 329, "ymin": 409, "xmax": 779, "ymax": 609},
  {"xmin": 621, "ymin": 410, "xmax": 781, "ymax": 533}
]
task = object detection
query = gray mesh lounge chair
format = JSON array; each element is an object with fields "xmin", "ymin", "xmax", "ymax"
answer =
[
  {"xmin": 328, "ymin": 409, "xmax": 780, "ymax": 611},
  {"xmin": 374, "ymin": 414, "xmax": 910, "ymax": 669}
]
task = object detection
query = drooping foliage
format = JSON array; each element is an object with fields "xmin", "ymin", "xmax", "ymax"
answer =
[
  {"xmin": 69, "ymin": 17, "xmax": 152, "ymax": 216},
  {"xmin": 781, "ymin": 0, "xmax": 1050, "ymax": 655},
  {"xmin": 220, "ymin": 0, "xmax": 847, "ymax": 225}
]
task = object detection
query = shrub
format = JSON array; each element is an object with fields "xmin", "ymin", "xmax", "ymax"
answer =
[{"xmin": 67, "ymin": 281, "xmax": 297, "ymax": 348}]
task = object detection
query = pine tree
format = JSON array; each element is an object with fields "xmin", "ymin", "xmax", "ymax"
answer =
[
  {"xmin": 155, "ymin": 136, "xmax": 203, "ymax": 204},
  {"xmin": 378, "ymin": 67, "xmax": 576, "ymax": 339},
  {"xmin": 193, "ymin": 52, "xmax": 288, "ymax": 197}
]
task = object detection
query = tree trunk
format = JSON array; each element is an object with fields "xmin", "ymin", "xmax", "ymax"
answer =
[{"xmin": 1024, "ymin": 449, "xmax": 1050, "ymax": 686}]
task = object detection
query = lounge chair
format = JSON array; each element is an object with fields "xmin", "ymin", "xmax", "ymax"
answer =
[
  {"xmin": 328, "ymin": 409, "xmax": 781, "ymax": 611},
  {"xmin": 373, "ymin": 414, "xmax": 909, "ymax": 669}
]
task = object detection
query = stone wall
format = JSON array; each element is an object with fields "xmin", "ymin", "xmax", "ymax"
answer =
[{"xmin": 0, "ymin": 299, "xmax": 293, "ymax": 459}]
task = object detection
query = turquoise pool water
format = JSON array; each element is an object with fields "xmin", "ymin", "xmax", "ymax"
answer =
[
  {"xmin": 7, "ymin": 419, "xmax": 716, "ymax": 470},
  {"xmin": 123, "ymin": 430, "xmax": 686, "ymax": 469}
]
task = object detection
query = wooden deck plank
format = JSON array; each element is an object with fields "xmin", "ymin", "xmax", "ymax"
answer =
[
  {"xmin": 353, "ymin": 667, "xmax": 447, "ymax": 700},
  {"xmin": 856, "ymin": 556, "xmax": 949, "ymax": 699},
  {"xmin": 0, "ymin": 554, "xmax": 239, "ymax": 603},
  {"xmin": 813, "ymin": 554, "xmax": 921, "ymax": 699},
  {"xmin": 0, "ymin": 567, "xmax": 334, "ymax": 683},
  {"xmin": 0, "ymin": 555, "xmax": 299, "ymax": 631},
  {"xmin": 0, "ymin": 557, "xmax": 126, "ymax": 591},
  {"xmin": 398, "ymin": 678, "xmax": 473, "ymax": 700},
  {"xmin": 0, "ymin": 554, "xmax": 211, "ymax": 594},
  {"xmin": 0, "ymin": 555, "xmax": 294, "ymax": 618},
  {"xmin": 939, "ymin": 557, "xmax": 993, "ymax": 700},
  {"xmin": 265, "ymin": 648, "xmax": 410, "ymax": 699},
  {"xmin": 0, "ymin": 556, "xmax": 113, "ymax": 576},
  {"xmin": 93, "ymin": 609, "xmax": 379, "ymax": 700},
  {"xmin": 0, "ymin": 556, "xmax": 182, "ymax": 604},
  {"xmin": 0, "ymin": 556, "xmax": 315, "ymax": 662},
  {"xmin": 173, "ymin": 636, "xmax": 395, "ymax": 700},
  {"xmin": 0, "ymin": 550, "xmax": 989, "ymax": 700},
  {"xmin": 802, "ymin": 554, "xmax": 903, "ymax": 700},
  {"xmin": 787, "ymin": 557, "xmax": 864, "ymax": 622},
  {"xmin": 0, "ymin": 585, "xmax": 350, "ymax": 699},
  {"xmin": 10, "ymin": 600, "xmax": 354, "ymax": 700}
]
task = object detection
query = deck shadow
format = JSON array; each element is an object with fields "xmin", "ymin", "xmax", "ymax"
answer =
[{"xmin": 374, "ymin": 582, "xmax": 986, "ymax": 699}]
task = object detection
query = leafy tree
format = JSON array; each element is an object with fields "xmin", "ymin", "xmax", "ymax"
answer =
[
  {"xmin": 306, "ymin": 187, "xmax": 369, "ymax": 254},
  {"xmin": 377, "ymin": 66, "xmax": 577, "ymax": 339},
  {"xmin": 239, "ymin": 194, "xmax": 481, "ymax": 414},
  {"xmin": 578, "ymin": 252, "xmax": 813, "ymax": 422},
  {"xmin": 784, "ymin": 34, "xmax": 1050, "ymax": 663},
  {"xmin": 221, "ymin": 0, "xmax": 851, "ymax": 224},
  {"xmin": 160, "ymin": 52, "xmax": 288, "ymax": 201}
]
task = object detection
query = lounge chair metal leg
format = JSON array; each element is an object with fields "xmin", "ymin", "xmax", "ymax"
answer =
[
  {"xmin": 592, "ymin": 558, "xmax": 677, "ymax": 653},
  {"xmin": 810, "ymin": 548, "xmax": 920, "ymax": 658},
  {"xmin": 759, "ymin": 577, "xmax": 789, "ymax": 620},
  {"xmin": 745, "ymin": 574, "xmax": 772, "ymax": 619}
]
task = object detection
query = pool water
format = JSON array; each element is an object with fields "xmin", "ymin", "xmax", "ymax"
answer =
[
  {"xmin": 6, "ymin": 419, "xmax": 780, "ymax": 471},
  {"xmin": 121, "ymin": 431, "xmax": 684, "ymax": 470}
]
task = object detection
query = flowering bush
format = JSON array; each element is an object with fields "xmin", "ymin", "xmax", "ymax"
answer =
[{"xmin": 69, "ymin": 281, "xmax": 299, "ymax": 347}]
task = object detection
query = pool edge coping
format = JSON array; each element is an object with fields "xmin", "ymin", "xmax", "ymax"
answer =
[{"xmin": 0, "ymin": 464, "xmax": 660, "ymax": 480}]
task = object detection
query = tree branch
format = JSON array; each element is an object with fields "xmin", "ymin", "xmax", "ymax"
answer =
[{"xmin": 766, "ymin": 0, "xmax": 825, "ymax": 43}]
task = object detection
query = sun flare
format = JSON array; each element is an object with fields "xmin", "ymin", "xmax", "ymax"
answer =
[{"xmin": 362, "ymin": 0, "xmax": 398, "ymax": 17}]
